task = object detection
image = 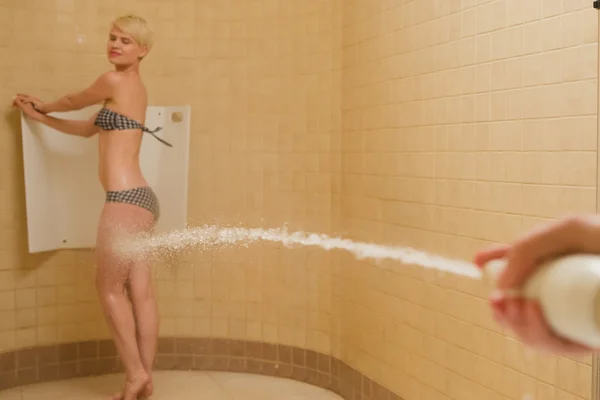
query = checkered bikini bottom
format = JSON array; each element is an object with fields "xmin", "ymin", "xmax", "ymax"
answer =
[{"xmin": 105, "ymin": 186, "xmax": 160, "ymax": 222}]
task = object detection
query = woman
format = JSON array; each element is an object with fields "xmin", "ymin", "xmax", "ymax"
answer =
[{"xmin": 13, "ymin": 15, "xmax": 170, "ymax": 400}]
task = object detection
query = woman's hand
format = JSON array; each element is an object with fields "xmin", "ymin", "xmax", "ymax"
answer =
[
  {"xmin": 474, "ymin": 216, "xmax": 600, "ymax": 356},
  {"xmin": 14, "ymin": 93, "xmax": 48, "ymax": 114},
  {"xmin": 13, "ymin": 95, "xmax": 46, "ymax": 122}
]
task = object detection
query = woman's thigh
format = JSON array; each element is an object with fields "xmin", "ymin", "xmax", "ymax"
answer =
[{"xmin": 96, "ymin": 202, "xmax": 155, "ymax": 291}]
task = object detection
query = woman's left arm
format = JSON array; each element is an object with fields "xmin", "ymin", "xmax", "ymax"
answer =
[{"xmin": 36, "ymin": 72, "xmax": 121, "ymax": 114}]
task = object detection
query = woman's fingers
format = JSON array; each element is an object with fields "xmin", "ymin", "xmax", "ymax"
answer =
[
  {"xmin": 14, "ymin": 94, "xmax": 42, "ymax": 107},
  {"xmin": 13, "ymin": 98, "xmax": 42, "ymax": 120}
]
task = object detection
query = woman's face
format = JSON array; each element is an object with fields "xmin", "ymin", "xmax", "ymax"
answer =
[{"xmin": 106, "ymin": 26, "xmax": 147, "ymax": 66}]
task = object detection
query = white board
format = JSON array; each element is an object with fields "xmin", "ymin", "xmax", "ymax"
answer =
[{"xmin": 20, "ymin": 105, "xmax": 191, "ymax": 253}]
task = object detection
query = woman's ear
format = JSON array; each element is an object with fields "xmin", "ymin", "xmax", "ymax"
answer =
[{"xmin": 138, "ymin": 46, "xmax": 149, "ymax": 60}]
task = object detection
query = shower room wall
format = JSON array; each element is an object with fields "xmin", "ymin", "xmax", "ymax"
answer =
[{"xmin": 338, "ymin": 1, "xmax": 598, "ymax": 399}]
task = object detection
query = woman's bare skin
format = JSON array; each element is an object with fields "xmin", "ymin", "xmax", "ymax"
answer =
[{"xmin": 13, "ymin": 16, "xmax": 159, "ymax": 400}]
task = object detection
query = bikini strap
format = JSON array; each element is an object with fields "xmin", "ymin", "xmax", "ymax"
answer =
[
  {"xmin": 143, "ymin": 126, "xmax": 173, "ymax": 147},
  {"xmin": 143, "ymin": 126, "xmax": 161, "ymax": 134}
]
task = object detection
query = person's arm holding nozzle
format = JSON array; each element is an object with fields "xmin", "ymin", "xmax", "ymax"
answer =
[{"xmin": 474, "ymin": 215, "xmax": 600, "ymax": 356}]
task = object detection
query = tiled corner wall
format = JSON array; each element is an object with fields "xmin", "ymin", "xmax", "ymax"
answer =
[
  {"xmin": 152, "ymin": 0, "xmax": 341, "ymax": 358},
  {"xmin": 339, "ymin": 1, "xmax": 598, "ymax": 400}
]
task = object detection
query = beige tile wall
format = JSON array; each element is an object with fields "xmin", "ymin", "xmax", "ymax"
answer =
[
  {"xmin": 0, "ymin": 0, "xmax": 339, "ymax": 360},
  {"xmin": 153, "ymin": 0, "xmax": 340, "ymax": 356},
  {"xmin": 338, "ymin": 1, "xmax": 597, "ymax": 399}
]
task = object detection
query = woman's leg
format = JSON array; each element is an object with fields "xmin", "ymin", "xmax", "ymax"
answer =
[
  {"xmin": 128, "ymin": 259, "xmax": 159, "ymax": 397},
  {"xmin": 96, "ymin": 204, "xmax": 152, "ymax": 400}
]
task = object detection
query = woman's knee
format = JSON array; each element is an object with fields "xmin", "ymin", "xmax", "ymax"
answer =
[
  {"xmin": 95, "ymin": 276, "xmax": 121, "ymax": 299},
  {"xmin": 95, "ymin": 265, "xmax": 128, "ymax": 296},
  {"xmin": 130, "ymin": 281, "xmax": 154, "ymax": 304},
  {"xmin": 129, "ymin": 273, "xmax": 155, "ymax": 304}
]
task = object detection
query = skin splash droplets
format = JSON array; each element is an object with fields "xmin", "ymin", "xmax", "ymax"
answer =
[{"xmin": 113, "ymin": 224, "xmax": 482, "ymax": 279}]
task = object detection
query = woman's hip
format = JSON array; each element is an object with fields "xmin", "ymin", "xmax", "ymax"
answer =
[{"xmin": 104, "ymin": 186, "xmax": 160, "ymax": 223}]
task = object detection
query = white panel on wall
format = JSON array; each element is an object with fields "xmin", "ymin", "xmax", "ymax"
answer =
[{"xmin": 20, "ymin": 105, "xmax": 190, "ymax": 253}]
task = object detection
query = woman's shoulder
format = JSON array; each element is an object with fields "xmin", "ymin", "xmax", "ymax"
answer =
[
  {"xmin": 96, "ymin": 70, "xmax": 125, "ymax": 85},
  {"xmin": 97, "ymin": 71, "xmax": 145, "ymax": 87}
]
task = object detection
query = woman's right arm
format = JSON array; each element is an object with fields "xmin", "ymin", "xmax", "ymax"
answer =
[
  {"xmin": 38, "ymin": 113, "xmax": 99, "ymax": 138},
  {"xmin": 13, "ymin": 96, "xmax": 99, "ymax": 138},
  {"xmin": 33, "ymin": 71, "xmax": 119, "ymax": 114}
]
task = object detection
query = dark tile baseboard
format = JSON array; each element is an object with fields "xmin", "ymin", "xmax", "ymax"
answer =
[{"xmin": 0, "ymin": 337, "xmax": 400, "ymax": 400}]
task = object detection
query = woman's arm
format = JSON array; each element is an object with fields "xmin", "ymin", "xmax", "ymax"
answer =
[
  {"xmin": 13, "ymin": 96, "xmax": 99, "ymax": 138},
  {"xmin": 37, "ymin": 72, "xmax": 120, "ymax": 114},
  {"xmin": 38, "ymin": 113, "xmax": 99, "ymax": 138}
]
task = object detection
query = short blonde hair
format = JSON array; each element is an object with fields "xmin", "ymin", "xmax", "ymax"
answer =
[{"xmin": 112, "ymin": 15, "xmax": 154, "ymax": 51}]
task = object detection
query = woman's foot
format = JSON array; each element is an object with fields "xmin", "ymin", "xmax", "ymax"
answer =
[
  {"xmin": 109, "ymin": 373, "xmax": 150, "ymax": 400},
  {"xmin": 140, "ymin": 380, "xmax": 154, "ymax": 398}
]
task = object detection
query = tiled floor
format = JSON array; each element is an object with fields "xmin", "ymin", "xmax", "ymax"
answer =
[{"xmin": 0, "ymin": 371, "xmax": 344, "ymax": 400}]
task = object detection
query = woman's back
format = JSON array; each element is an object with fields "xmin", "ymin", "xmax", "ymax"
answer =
[{"xmin": 98, "ymin": 72, "xmax": 149, "ymax": 191}]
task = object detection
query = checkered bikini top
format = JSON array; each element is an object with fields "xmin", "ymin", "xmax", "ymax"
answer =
[{"xmin": 94, "ymin": 107, "xmax": 172, "ymax": 147}]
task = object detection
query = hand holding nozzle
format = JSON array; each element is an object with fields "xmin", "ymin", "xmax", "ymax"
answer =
[{"xmin": 474, "ymin": 216, "xmax": 600, "ymax": 355}]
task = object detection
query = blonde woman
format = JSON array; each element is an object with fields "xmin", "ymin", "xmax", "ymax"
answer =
[{"xmin": 13, "ymin": 15, "xmax": 170, "ymax": 400}]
